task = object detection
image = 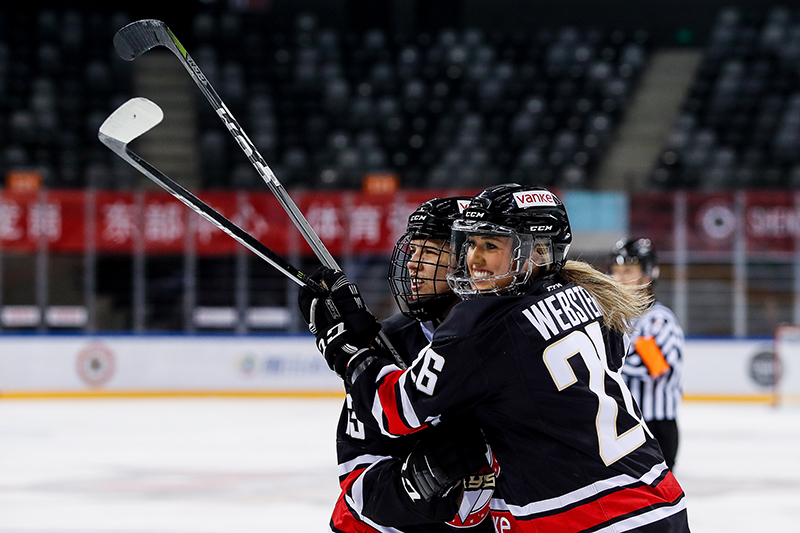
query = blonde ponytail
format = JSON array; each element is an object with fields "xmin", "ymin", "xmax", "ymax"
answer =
[{"xmin": 559, "ymin": 260, "xmax": 652, "ymax": 333}]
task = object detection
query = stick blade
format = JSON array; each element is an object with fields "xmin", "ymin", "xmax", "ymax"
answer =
[
  {"xmin": 98, "ymin": 97, "xmax": 164, "ymax": 145},
  {"xmin": 114, "ymin": 19, "xmax": 170, "ymax": 60}
]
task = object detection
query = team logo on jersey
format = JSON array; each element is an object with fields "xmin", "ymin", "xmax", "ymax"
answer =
[
  {"xmin": 447, "ymin": 451, "xmax": 500, "ymax": 528},
  {"xmin": 447, "ymin": 468, "xmax": 496, "ymax": 528},
  {"xmin": 513, "ymin": 190, "xmax": 557, "ymax": 208}
]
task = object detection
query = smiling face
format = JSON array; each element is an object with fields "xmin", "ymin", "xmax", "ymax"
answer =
[
  {"xmin": 407, "ymin": 238, "xmax": 451, "ymax": 299},
  {"xmin": 465, "ymin": 234, "xmax": 517, "ymax": 291}
]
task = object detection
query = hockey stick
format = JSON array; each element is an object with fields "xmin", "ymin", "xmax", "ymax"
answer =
[
  {"xmin": 114, "ymin": 19, "xmax": 337, "ymax": 266},
  {"xmin": 98, "ymin": 97, "xmax": 326, "ymax": 296},
  {"xmin": 114, "ymin": 20, "xmax": 405, "ymax": 368}
]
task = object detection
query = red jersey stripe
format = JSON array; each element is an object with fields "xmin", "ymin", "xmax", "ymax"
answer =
[
  {"xmin": 503, "ymin": 471, "xmax": 684, "ymax": 533},
  {"xmin": 376, "ymin": 369, "xmax": 421, "ymax": 435},
  {"xmin": 331, "ymin": 491, "xmax": 383, "ymax": 533},
  {"xmin": 332, "ymin": 467, "xmax": 383, "ymax": 533},
  {"xmin": 340, "ymin": 466, "xmax": 368, "ymax": 491}
]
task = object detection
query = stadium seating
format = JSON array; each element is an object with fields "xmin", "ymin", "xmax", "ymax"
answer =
[
  {"xmin": 652, "ymin": 6, "xmax": 800, "ymax": 189},
  {"xmin": 190, "ymin": 11, "xmax": 650, "ymax": 190},
  {"xmin": 0, "ymin": 8, "xmax": 648, "ymax": 190},
  {"xmin": 0, "ymin": 9, "xmax": 134, "ymax": 188}
]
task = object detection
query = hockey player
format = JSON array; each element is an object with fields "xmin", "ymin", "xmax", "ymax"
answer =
[
  {"xmin": 300, "ymin": 197, "xmax": 497, "ymax": 532},
  {"xmin": 302, "ymin": 184, "xmax": 690, "ymax": 532},
  {"xmin": 610, "ymin": 238, "xmax": 685, "ymax": 470}
]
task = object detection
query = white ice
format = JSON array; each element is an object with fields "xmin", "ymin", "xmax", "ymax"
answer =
[{"xmin": 0, "ymin": 398, "xmax": 798, "ymax": 532}]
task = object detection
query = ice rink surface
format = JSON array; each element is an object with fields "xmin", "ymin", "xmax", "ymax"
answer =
[{"xmin": 1, "ymin": 397, "xmax": 798, "ymax": 533}]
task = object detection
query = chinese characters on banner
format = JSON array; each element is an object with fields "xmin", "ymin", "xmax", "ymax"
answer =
[
  {"xmin": 0, "ymin": 191, "xmax": 84, "ymax": 250},
  {"xmin": 16, "ymin": 189, "xmax": 796, "ymax": 257},
  {"xmin": 0, "ymin": 189, "xmax": 469, "ymax": 256}
]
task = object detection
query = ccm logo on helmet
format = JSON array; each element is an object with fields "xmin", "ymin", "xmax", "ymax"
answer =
[{"xmin": 513, "ymin": 191, "xmax": 557, "ymax": 208}]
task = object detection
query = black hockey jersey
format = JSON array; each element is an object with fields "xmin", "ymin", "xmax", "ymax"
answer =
[
  {"xmin": 331, "ymin": 313, "xmax": 498, "ymax": 533},
  {"xmin": 347, "ymin": 277, "xmax": 689, "ymax": 533}
]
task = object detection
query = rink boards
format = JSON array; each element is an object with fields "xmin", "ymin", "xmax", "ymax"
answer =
[
  {"xmin": 0, "ymin": 335, "xmax": 343, "ymax": 398},
  {"xmin": 0, "ymin": 334, "xmax": 794, "ymax": 401}
]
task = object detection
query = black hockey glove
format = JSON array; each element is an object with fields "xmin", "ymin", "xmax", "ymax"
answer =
[
  {"xmin": 297, "ymin": 267, "xmax": 381, "ymax": 377},
  {"xmin": 399, "ymin": 421, "xmax": 490, "ymax": 503}
]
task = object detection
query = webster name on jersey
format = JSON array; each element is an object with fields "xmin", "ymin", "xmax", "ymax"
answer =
[{"xmin": 521, "ymin": 284, "xmax": 603, "ymax": 340}]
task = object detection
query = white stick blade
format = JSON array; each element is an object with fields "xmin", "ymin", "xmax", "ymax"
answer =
[{"xmin": 99, "ymin": 97, "xmax": 164, "ymax": 144}]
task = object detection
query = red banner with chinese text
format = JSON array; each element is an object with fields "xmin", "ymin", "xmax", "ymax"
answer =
[
  {"xmin": 0, "ymin": 189, "xmax": 479, "ymax": 256},
  {"xmin": 6, "ymin": 190, "xmax": 799, "ymax": 256}
]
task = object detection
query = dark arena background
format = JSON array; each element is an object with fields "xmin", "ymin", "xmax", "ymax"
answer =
[{"xmin": 1, "ymin": 1, "xmax": 799, "ymax": 531}]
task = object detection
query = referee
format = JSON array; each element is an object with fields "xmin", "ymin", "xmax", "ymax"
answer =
[{"xmin": 610, "ymin": 238, "xmax": 685, "ymax": 470}]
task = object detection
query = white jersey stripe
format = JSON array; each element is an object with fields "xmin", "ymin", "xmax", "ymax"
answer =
[
  {"xmin": 501, "ymin": 463, "xmax": 669, "ymax": 517},
  {"xmin": 346, "ymin": 462, "xmax": 403, "ymax": 533},
  {"xmin": 372, "ymin": 365, "xmax": 404, "ymax": 438},
  {"xmin": 654, "ymin": 322, "xmax": 671, "ymax": 345},
  {"xmin": 592, "ymin": 496, "xmax": 687, "ymax": 533},
  {"xmin": 397, "ymin": 368, "xmax": 422, "ymax": 429},
  {"xmin": 338, "ymin": 453, "xmax": 391, "ymax": 477}
]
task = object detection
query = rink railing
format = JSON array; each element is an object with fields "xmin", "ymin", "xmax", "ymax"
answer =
[{"xmin": 1, "ymin": 188, "xmax": 800, "ymax": 337}]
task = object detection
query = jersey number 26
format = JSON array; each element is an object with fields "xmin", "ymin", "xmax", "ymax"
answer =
[{"xmin": 544, "ymin": 321, "xmax": 648, "ymax": 465}]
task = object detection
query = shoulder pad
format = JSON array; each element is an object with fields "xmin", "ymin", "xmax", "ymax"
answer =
[
  {"xmin": 644, "ymin": 303, "xmax": 681, "ymax": 331},
  {"xmin": 435, "ymin": 297, "xmax": 525, "ymax": 343},
  {"xmin": 650, "ymin": 302, "xmax": 678, "ymax": 321},
  {"xmin": 381, "ymin": 313, "xmax": 418, "ymax": 335},
  {"xmin": 380, "ymin": 313, "xmax": 430, "ymax": 367}
]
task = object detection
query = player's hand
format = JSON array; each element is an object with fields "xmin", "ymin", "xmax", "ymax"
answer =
[
  {"xmin": 400, "ymin": 421, "xmax": 490, "ymax": 502},
  {"xmin": 298, "ymin": 268, "xmax": 381, "ymax": 377},
  {"xmin": 298, "ymin": 267, "xmax": 327, "ymax": 330}
]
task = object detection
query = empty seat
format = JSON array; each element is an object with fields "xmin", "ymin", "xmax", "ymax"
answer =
[
  {"xmin": 85, "ymin": 60, "xmax": 113, "ymax": 99},
  {"xmin": 58, "ymin": 149, "xmax": 82, "ymax": 187},
  {"xmin": 402, "ymin": 79, "xmax": 426, "ymax": 113},
  {"xmin": 355, "ymin": 130, "xmax": 380, "ymax": 150},
  {"xmin": 220, "ymin": 61, "xmax": 246, "ymax": 110},
  {"xmin": 9, "ymin": 110, "xmax": 36, "ymax": 144},
  {"xmin": 323, "ymin": 79, "xmax": 350, "ymax": 115},
  {"xmin": 349, "ymin": 96, "xmax": 376, "ymax": 128},
  {"xmin": 363, "ymin": 148, "xmax": 387, "ymax": 170},
  {"xmin": 61, "ymin": 11, "xmax": 85, "ymax": 53},
  {"xmin": 4, "ymin": 145, "xmax": 30, "ymax": 168},
  {"xmin": 199, "ymin": 130, "xmax": 229, "ymax": 186},
  {"xmin": 193, "ymin": 13, "xmax": 219, "ymax": 45},
  {"xmin": 230, "ymin": 162, "xmax": 259, "ymax": 188}
]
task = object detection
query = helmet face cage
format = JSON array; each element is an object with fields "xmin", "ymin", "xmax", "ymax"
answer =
[
  {"xmin": 610, "ymin": 238, "xmax": 659, "ymax": 280},
  {"xmin": 388, "ymin": 230, "xmax": 455, "ymax": 320},
  {"xmin": 448, "ymin": 220, "xmax": 553, "ymax": 299},
  {"xmin": 388, "ymin": 196, "xmax": 471, "ymax": 321}
]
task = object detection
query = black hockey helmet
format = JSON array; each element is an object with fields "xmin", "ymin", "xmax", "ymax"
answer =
[
  {"xmin": 610, "ymin": 238, "xmax": 659, "ymax": 280},
  {"xmin": 388, "ymin": 196, "xmax": 472, "ymax": 321},
  {"xmin": 448, "ymin": 184, "xmax": 572, "ymax": 298}
]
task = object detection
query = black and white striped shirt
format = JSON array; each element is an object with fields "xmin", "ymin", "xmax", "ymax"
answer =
[{"xmin": 622, "ymin": 301, "xmax": 685, "ymax": 421}]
